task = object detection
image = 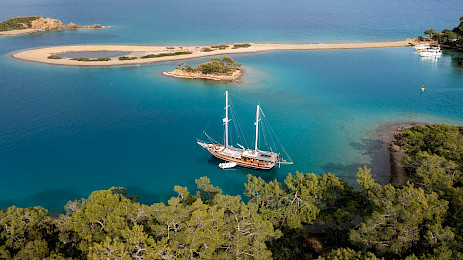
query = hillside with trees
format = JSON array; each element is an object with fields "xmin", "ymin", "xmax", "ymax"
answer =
[
  {"xmin": 0, "ymin": 16, "xmax": 40, "ymax": 31},
  {"xmin": 0, "ymin": 124, "xmax": 462, "ymax": 259},
  {"xmin": 421, "ymin": 16, "xmax": 463, "ymax": 50}
]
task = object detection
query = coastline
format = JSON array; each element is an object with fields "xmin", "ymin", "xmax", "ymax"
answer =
[
  {"xmin": 367, "ymin": 121, "xmax": 424, "ymax": 185},
  {"xmin": 0, "ymin": 28, "xmax": 45, "ymax": 36},
  {"xmin": 163, "ymin": 68, "xmax": 242, "ymax": 81},
  {"xmin": 0, "ymin": 17, "xmax": 104, "ymax": 36},
  {"xmin": 12, "ymin": 40, "xmax": 417, "ymax": 66}
]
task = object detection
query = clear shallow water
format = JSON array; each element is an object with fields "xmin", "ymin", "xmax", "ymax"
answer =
[{"xmin": 1, "ymin": 0, "xmax": 463, "ymax": 212}]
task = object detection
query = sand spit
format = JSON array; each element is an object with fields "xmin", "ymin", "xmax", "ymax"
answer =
[{"xmin": 12, "ymin": 40, "xmax": 417, "ymax": 66}]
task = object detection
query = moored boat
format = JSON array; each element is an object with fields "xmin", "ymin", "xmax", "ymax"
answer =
[
  {"xmin": 414, "ymin": 43, "xmax": 430, "ymax": 51},
  {"xmin": 419, "ymin": 46, "xmax": 442, "ymax": 57},
  {"xmin": 197, "ymin": 91, "xmax": 293, "ymax": 170},
  {"xmin": 218, "ymin": 162, "xmax": 237, "ymax": 169}
]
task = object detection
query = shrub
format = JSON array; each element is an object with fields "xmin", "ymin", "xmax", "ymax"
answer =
[
  {"xmin": 201, "ymin": 47, "xmax": 213, "ymax": 52},
  {"xmin": 70, "ymin": 58, "xmax": 90, "ymax": 61},
  {"xmin": 211, "ymin": 45, "xmax": 229, "ymax": 50},
  {"xmin": 166, "ymin": 46, "xmax": 175, "ymax": 49},
  {"xmin": 140, "ymin": 51, "xmax": 192, "ymax": 59},
  {"xmin": 232, "ymin": 43, "xmax": 251, "ymax": 49},
  {"xmin": 119, "ymin": 56, "xmax": 137, "ymax": 60},
  {"xmin": 47, "ymin": 55, "xmax": 62, "ymax": 59},
  {"xmin": 96, "ymin": 57, "xmax": 111, "ymax": 61}
]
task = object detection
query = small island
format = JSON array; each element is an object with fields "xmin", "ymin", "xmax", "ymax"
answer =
[
  {"xmin": 0, "ymin": 16, "xmax": 104, "ymax": 36},
  {"xmin": 163, "ymin": 56, "xmax": 242, "ymax": 81}
]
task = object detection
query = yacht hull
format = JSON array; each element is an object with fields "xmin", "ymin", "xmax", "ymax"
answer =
[{"xmin": 198, "ymin": 142, "xmax": 277, "ymax": 170}]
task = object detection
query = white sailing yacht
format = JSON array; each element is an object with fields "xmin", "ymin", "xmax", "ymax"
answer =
[{"xmin": 197, "ymin": 91, "xmax": 293, "ymax": 170}]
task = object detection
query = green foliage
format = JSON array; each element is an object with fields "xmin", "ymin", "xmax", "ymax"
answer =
[
  {"xmin": 96, "ymin": 57, "xmax": 111, "ymax": 61},
  {"xmin": 424, "ymin": 28, "xmax": 437, "ymax": 36},
  {"xmin": 245, "ymin": 172, "xmax": 359, "ymax": 229},
  {"xmin": 201, "ymin": 47, "xmax": 213, "ymax": 52},
  {"xmin": 140, "ymin": 51, "xmax": 192, "ymax": 59},
  {"xmin": 118, "ymin": 56, "xmax": 137, "ymax": 60},
  {"xmin": 0, "ymin": 16, "xmax": 40, "ymax": 31},
  {"xmin": 317, "ymin": 247, "xmax": 382, "ymax": 260},
  {"xmin": 211, "ymin": 45, "xmax": 229, "ymax": 50},
  {"xmin": 48, "ymin": 55, "xmax": 62, "ymax": 59},
  {"xmin": 176, "ymin": 56, "xmax": 241, "ymax": 75},
  {"xmin": 266, "ymin": 226, "xmax": 317, "ymax": 260},
  {"xmin": 70, "ymin": 57, "xmax": 91, "ymax": 61},
  {"xmin": 399, "ymin": 124, "xmax": 463, "ymax": 164},
  {"xmin": 0, "ymin": 206, "xmax": 56, "ymax": 259},
  {"xmin": 398, "ymin": 124, "xmax": 463, "ymax": 254},
  {"xmin": 351, "ymin": 167, "xmax": 454, "ymax": 257},
  {"xmin": 232, "ymin": 43, "xmax": 252, "ymax": 49},
  {"xmin": 424, "ymin": 17, "xmax": 463, "ymax": 49}
]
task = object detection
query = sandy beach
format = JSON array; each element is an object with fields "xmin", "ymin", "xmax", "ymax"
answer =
[{"xmin": 12, "ymin": 39, "xmax": 417, "ymax": 66}]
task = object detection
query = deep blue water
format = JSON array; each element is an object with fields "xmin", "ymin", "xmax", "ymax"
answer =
[{"xmin": 1, "ymin": 0, "xmax": 463, "ymax": 212}]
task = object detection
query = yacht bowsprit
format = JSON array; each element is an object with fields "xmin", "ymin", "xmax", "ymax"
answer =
[{"xmin": 197, "ymin": 91, "xmax": 293, "ymax": 170}]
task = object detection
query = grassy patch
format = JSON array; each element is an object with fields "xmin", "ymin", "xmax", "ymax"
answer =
[
  {"xmin": 69, "ymin": 57, "xmax": 111, "ymax": 62},
  {"xmin": 47, "ymin": 55, "xmax": 62, "ymax": 59},
  {"xmin": 211, "ymin": 45, "xmax": 229, "ymax": 50},
  {"xmin": 232, "ymin": 43, "xmax": 251, "ymax": 49},
  {"xmin": 119, "ymin": 56, "xmax": 137, "ymax": 60},
  {"xmin": 140, "ymin": 51, "xmax": 192, "ymax": 59}
]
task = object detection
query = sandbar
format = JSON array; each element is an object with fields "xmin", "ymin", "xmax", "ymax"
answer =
[{"xmin": 12, "ymin": 39, "xmax": 417, "ymax": 66}]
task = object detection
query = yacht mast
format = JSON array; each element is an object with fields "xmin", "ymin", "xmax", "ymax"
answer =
[
  {"xmin": 224, "ymin": 91, "xmax": 230, "ymax": 148},
  {"xmin": 254, "ymin": 104, "xmax": 260, "ymax": 152}
]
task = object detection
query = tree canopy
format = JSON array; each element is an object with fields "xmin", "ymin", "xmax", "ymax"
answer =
[
  {"xmin": 177, "ymin": 56, "xmax": 241, "ymax": 75},
  {"xmin": 423, "ymin": 17, "xmax": 463, "ymax": 50}
]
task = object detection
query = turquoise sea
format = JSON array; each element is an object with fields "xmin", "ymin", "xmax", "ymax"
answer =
[{"xmin": 1, "ymin": 0, "xmax": 463, "ymax": 213}]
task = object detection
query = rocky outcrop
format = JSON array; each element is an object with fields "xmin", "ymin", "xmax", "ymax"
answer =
[
  {"xmin": 0, "ymin": 16, "xmax": 103, "ymax": 35},
  {"xmin": 29, "ymin": 17, "xmax": 103, "ymax": 30},
  {"xmin": 163, "ymin": 68, "xmax": 242, "ymax": 81}
]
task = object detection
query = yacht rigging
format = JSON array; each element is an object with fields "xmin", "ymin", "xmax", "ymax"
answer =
[{"xmin": 197, "ymin": 91, "xmax": 293, "ymax": 170}]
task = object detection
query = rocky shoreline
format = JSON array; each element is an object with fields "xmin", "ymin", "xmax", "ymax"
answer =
[
  {"xmin": 0, "ymin": 17, "xmax": 104, "ymax": 36},
  {"xmin": 163, "ymin": 68, "xmax": 242, "ymax": 81},
  {"xmin": 387, "ymin": 123, "xmax": 425, "ymax": 185}
]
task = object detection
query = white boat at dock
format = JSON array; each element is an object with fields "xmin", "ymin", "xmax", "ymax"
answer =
[
  {"xmin": 419, "ymin": 46, "xmax": 442, "ymax": 57},
  {"xmin": 197, "ymin": 91, "xmax": 293, "ymax": 170},
  {"xmin": 414, "ymin": 43, "xmax": 430, "ymax": 51}
]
